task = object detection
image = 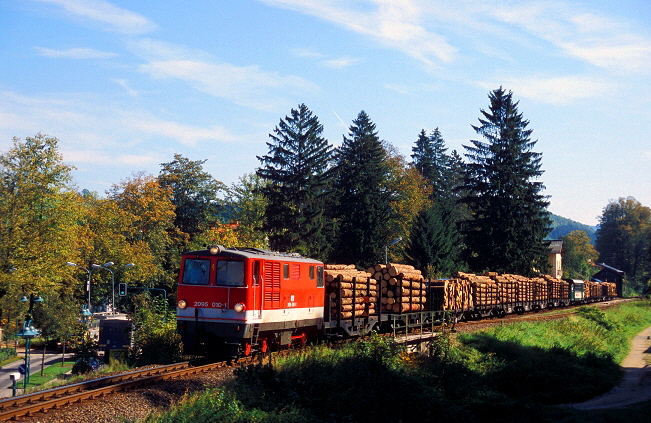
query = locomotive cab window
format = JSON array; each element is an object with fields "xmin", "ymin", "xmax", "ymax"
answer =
[
  {"xmin": 182, "ymin": 259, "xmax": 210, "ymax": 285},
  {"xmin": 317, "ymin": 265, "xmax": 324, "ymax": 287},
  {"xmin": 216, "ymin": 260, "xmax": 245, "ymax": 287}
]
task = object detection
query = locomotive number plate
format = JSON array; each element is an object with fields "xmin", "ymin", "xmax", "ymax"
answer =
[{"xmin": 193, "ymin": 301, "xmax": 226, "ymax": 308}]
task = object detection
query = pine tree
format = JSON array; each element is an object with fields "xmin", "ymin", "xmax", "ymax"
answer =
[
  {"xmin": 411, "ymin": 128, "xmax": 450, "ymax": 199},
  {"xmin": 408, "ymin": 128, "xmax": 464, "ymax": 274},
  {"xmin": 256, "ymin": 104, "xmax": 334, "ymax": 259},
  {"xmin": 461, "ymin": 87, "xmax": 551, "ymax": 275},
  {"xmin": 406, "ymin": 199, "xmax": 463, "ymax": 278},
  {"xmin": 332, "ymin": 111, "xmax": 392, "ymax": 267}
]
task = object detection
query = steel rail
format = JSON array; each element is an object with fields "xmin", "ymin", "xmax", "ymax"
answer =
[{"xmin": 0, "ymin": 361, "xmax": 228, "ymax": 421}]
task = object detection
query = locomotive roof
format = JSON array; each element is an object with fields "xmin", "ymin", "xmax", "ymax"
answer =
[{"xmin": 183, "ymin": 247, "xmax": 323, "ymax": 264}]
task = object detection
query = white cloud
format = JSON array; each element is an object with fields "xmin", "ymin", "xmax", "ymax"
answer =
[
  {"xmin": 321, "ymin": 57, "xmax": 359, "ymax": 69},
  {"xmin": 133, "ymin": 39, "xmax": 320, "ymax": 111},
  {"xmin": 38, "ymin": 0, "xmax": 157, "ymax": 35},
  {"xmin": 129, "ymin": 116, "xmax": 242, "ymax": 147},
  {"xmin": 491, "ymin": 2, "xmax": 651, "ymax": 74},
  {"xmin": 0, "ymin": 91, "xmax": 243, "ymax": 155},
  {"xmin": 477, "ymin": 75, "xmax": 613, "ymax": 105},
  {"xmin": 291, "ymin": 48, "xmax": 324, "ymax": 59},
  {"xmin": 34, "ymin": 47, "xmax": 117, "ymax": 59},
  {"xmin": 259, "ymin": 0, "xmax": 457, "ymax": 67},
  {"xmin": 111, "ymin": 79, "xmax": 139, "ymax": 97}
]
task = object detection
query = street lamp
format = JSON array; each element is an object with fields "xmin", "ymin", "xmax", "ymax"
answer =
[
  {"xmin": 66, "ymin": 262, "xmax": 93, "ymax": 311},
  {"xmin": 16, "ymin": 293, "xmax": 44, "ymax": 390},
  {"xmin": 92, "ymin": 262, "xmax": 134, "ymax": 314},
  {"xmin": 385, "ymin": 237, "xmax": 403, "ymax": 264}
]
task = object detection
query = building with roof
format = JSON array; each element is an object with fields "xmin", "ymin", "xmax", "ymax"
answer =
[
  {"xmin": 592, "ymin": 263, "xmax": 625, "ymax": 297},
  {"xmin": 547, "ymin": 240, "xmax": 564, "ymax": 279}
]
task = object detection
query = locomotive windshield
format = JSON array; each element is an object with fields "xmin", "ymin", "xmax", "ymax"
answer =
[
  {"xmin": 216, "ymin": 260, "xmax": 245, "ymax": 287},
  {"xmin": 182, "ymin": 259, "xmax": 210, "ymax": 285}
]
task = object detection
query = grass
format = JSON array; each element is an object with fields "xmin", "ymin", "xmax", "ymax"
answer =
[
  {"xmin": 136, "ymin": 300, "xmax": 651, "ymax": 423},
  {"xmin": 19, "ymin": 358, "xmax": 132, "ymax": 394},
  {"xmin": 23, "ymin": 361, "xmax": 74, "ymax": 392}
]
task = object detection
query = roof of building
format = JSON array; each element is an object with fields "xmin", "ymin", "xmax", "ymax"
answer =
[
  {"xmin": 547, "ymin": 240, "xmax": 563, "ymax": 254},
  {"xmin": 595, "ymin": 263, "xmax": 624, "ymax": 274}
]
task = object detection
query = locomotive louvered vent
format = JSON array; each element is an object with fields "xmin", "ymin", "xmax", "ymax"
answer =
[{"xmin": 264, "ymin": 262, "xmax": 281, "ymax": 308}]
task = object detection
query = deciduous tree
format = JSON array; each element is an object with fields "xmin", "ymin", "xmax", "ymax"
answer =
[
  {"xmin": 595, "ymin": 196, "xmax": 651, "ymax": 289},
  {"xmin": 0, "ymin": 134, "xmax": 81, "ymax": 324},
  {"xmin": 562, "ymin": 230, "xmax": 599, "ymax": 279},
  {"xmin": 158, "ymin": 154, "xmax": 226, "ymax": 244}
]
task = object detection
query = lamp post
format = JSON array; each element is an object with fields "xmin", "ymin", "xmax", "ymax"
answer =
[
  {"xmin": 92, "ymin": 262, "xmax": 134, "ymax": 314},
  {"xmin": 385, "ymin": 237, "xmax": 403, "ymax": 264},
  {"xmin": 66, "ymin": 262, "xmax": 92, "ymax": 311},
  {"xmin": 16, "ymin": 293, "xmax": 44, "ymax": 390}
]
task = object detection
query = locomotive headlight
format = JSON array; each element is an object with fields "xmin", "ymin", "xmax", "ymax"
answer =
[
  {"xmin": 233, "ymin": 302, "xmax": 246, "ymax": 313},
  {"xmin": 177, "ymin": 299, "xmax": 187, "ymax": 310}
]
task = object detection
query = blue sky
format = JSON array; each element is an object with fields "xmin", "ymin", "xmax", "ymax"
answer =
[{"xmin": 1, "ymin": 0, "xmax": 650, "ymax": 226}]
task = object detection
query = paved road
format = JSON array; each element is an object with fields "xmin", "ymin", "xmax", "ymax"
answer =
[{"xmin": 0, "ymin": 350, "xmax": 72, "ymax": 399}]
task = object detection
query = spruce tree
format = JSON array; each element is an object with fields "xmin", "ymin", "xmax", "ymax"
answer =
[
  {"xmin": 408, "ymin": 128, "xmax": 464, "ymax": 275},
  {"xmin": 406, "ymin": 200, "xmax": 463, "ymax": 278},
  {"xmin": 332, "ymin": 111, "xmax": 392, "ymax": 267},
  {"xmin": 256, "ymin": 104, "xmax": 334, "ymax": 259},
  {"xmin": 411, "ymin": 128, "xmax": 450, "ymax": 199},
  {"xmin": 461, "ymin": 87, "xmax": 551, "ymax": 276}
]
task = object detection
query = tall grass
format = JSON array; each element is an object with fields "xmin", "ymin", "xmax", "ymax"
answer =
[{"xmin": 137, "ymin": 300, "xmax": 651, "ymax": 423}]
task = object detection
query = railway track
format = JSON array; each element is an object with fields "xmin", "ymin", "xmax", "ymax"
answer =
[{"xmin": 0, "ymin": 359, "xmax": 255, "ymax": 421}]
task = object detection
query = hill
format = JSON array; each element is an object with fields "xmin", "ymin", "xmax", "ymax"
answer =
[{"xmin": 547, "ymin": 213, "xmax": 597, "ymax": 243}]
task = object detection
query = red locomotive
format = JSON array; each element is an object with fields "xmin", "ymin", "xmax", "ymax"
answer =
[{"xmin": 176, "ymin": 246, "xmax": 325, "ymax": 357}]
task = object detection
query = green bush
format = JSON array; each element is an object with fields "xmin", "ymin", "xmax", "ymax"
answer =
[
  {"xmin": 131, "ymin": 294, "xmax": 182, "ymax": 365},
  {"xmin": 0, "ymin": 347, "xmax": 16, "ymax": 362}
]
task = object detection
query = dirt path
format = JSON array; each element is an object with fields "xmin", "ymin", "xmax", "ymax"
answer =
[{"xmin": 569, "ymin": 325, "xmax": 651, "ymax": 410}]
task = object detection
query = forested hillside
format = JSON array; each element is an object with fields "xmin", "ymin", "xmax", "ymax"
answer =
[{"xmin": 547, "ymin": 214, "xmax": 596, "ymax": 243}]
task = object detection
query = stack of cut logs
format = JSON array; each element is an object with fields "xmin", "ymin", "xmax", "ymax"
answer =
[
  {"xmin": 543, "ymin": 275, "xmax": 569, "ymax": 299},
  {"xmin": 601, "ymin": 282, "xmax": 617, "ymax": 296},
  {"xmin": 369, "ymin": 263, "xmax": 426, "ymax": 313},
  {"xmin": 428, "ymin": 278, "xmax": 472, "ymax": 310},
  {"xmin": 531, "ymin": 277, "xmax": 548, "ymax": 302},
  {"xmin": 584, "ymin": 281, "xmax": 599, "ymax": 298},
  {"xmin": 454, "ymin": 272, "xmax": 500, "ymax": 308},
  {"xmin": 490, "ymin": 273, "xmax": 518, "ymax": 304},
  {"xmin": 325, "ymin": 264, "xmax": 377, "ymax": 319},
  {"xmin": 584, "ymin": 281, "xmax": 617, "ymax": 298}
]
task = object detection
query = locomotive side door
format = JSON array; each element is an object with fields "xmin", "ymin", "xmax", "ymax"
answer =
[{"xmin": 252, "ymin": 260, "xmax": 263, "ymax": 319}]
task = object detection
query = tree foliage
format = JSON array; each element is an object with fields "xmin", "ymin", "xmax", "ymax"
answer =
[
  {"xmin": 461, "ymin": 88, "xmax": 551, "ymax": 276},
  {"xmin": 562, "ymin": 230, "xmax": 599, "ymax": 279},
  {"xmin": 406, "ymin": 199, "xmax": 464, "ymax": 278},
  {"xmin": 108, "ymin": 173, "xmax": 183, "ymax": 289},
  {"xmin": 595, "ymin": 196, "xmax": 651, "ymax": 289},
  {"xmin": 159, "ymin": 154, "xmax": 226, "ymax": 243},
  {"xmin": 411, "ymin": 128, "xmax": 451, "ymax": 200},
  {"xmin": 0, "ymin": 134, "xmax": 82, "ymax": 331},
  {"xmin": 224, "ymin": 173, "xmax": 268, "ymax": 249},
  {"xmin": 332, "ymin": 111, "xmax": 393, "ymax": 267},
  {"xmin": 256, "ymin": 104, "xmax": 334, "ymax": 259}
]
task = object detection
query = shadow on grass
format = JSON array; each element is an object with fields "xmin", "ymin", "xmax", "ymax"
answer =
[{"xmin": 460, "ymin": 333, "xmax": 623, "ymax": 404}]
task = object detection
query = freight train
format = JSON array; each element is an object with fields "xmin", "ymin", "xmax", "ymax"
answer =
[{"xmin": 176, "ymin": 246, "xmax": 617, "ymax": 358}]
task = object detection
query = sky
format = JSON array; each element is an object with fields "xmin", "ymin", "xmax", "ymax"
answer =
[{"xmin": 1, "ymin": 0, "xmax": 650, "ymax": 227}]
